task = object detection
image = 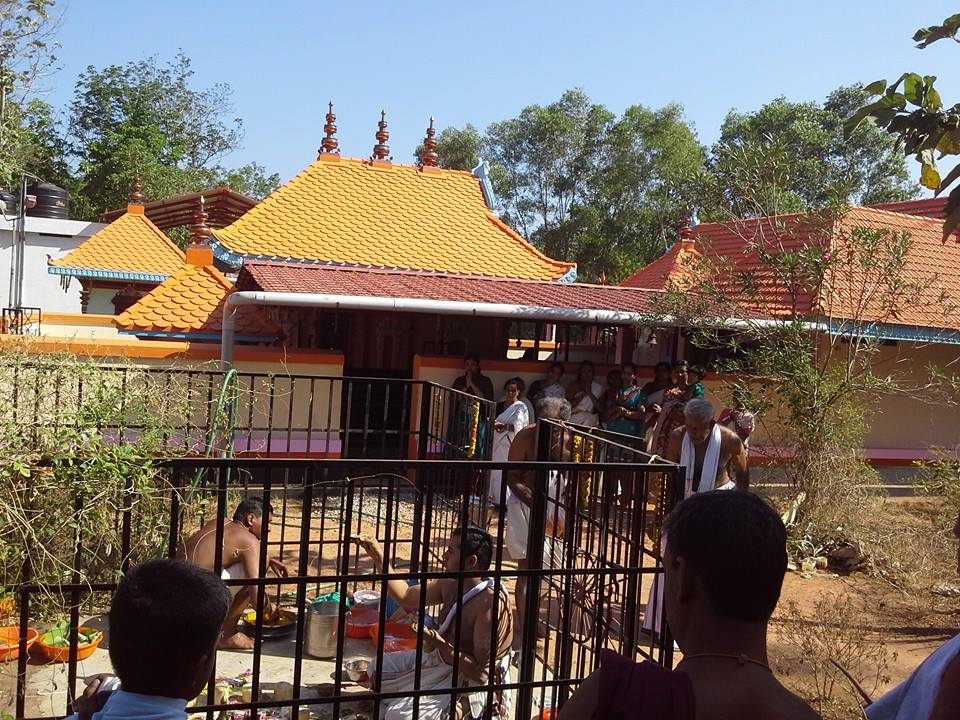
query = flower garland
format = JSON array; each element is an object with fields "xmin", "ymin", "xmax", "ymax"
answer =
[{"xmin": 467, "ymin": 400, "xmax": 480, "ymax": 458}]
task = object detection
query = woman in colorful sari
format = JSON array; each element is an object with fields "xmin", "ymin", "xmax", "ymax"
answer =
[
  {"xmin": 650, "ymin": 360, "xmax": 705, "ymax": 458},
  {"xmin": 604, "ymin": 363, "xmax": 647, "ymax": 505},
  {"xmin": 489, "ymin": 378, "xmax": 529, "ymax": 506}
]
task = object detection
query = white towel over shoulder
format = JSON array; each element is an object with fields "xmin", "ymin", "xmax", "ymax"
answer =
[{"xmin": 680, "ymin": 423, "xmax": 725, "ymax": 497}]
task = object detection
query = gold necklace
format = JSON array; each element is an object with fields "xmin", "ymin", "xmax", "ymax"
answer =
[{"xmin": 681, "ymin": 653, "xmax": 772, "ymax": 672}]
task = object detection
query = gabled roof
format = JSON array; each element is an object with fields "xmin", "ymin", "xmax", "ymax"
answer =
[
  {"xmin": 101, "ymin": 187, "xmax": 257, "ymax": 230},
  {"xmin": 237, "ymin": 261, "xmax": 657, "ymax": 315},
  {"xmin": 866, "ymin": 197, "xmax": 947, "ymax": 219},
  {"xmin": 116, "ymin": 250, "xmax": 280, "ymax": 341},
  {"xmin": 624, "ymin": 206, "xmax": 960, "ymax": 332},
  {"xmin": 621, "ymin": 239, "xmax": 703, "ymax": 291},
  {"xmin": 48, "ymin": 204, "xmax": 185, "ymax": 282},
  {"xmin": 212, "ymin": 155, "xmax": 576, "ymax": 281}
]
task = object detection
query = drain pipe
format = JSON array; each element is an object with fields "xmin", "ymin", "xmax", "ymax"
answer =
[{"xmin": 219, "ymin": 291, "xmax": 650, "ymax": 369}]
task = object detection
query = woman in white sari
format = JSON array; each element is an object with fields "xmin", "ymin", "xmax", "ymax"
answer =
[{"xmin": 490, "ymin": 378, "xmax": 529, "ymax": 505}]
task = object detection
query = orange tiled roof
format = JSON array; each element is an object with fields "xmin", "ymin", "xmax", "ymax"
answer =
[
  {"xmin": 626, "ymin": 207, "xmax": 960, "ymax": 331},
  {"xmin": 621, "ymin": 240, "xmax": 704, "ymax": 291},
  {"xmin": 211, "ymin": 155, "xmax": 575, "ymax": 281},
  {"xmin": 115, "ymin": 261, "xmax": 280, "ymax": 340},
  {"xmin": 48, "ymin": 205, "xmax": 185, "ymax": 282}
]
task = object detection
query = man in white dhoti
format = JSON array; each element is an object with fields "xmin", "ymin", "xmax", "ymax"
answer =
[
  {"xmin": 489, "ymin": 378, "xmax": 530, "ymax": 506},
  {"xmin": 355, "ymin": 526, "xmax": 513, "ymax": 720},
  {"xmin": 643, "ymin": 399, "xmax": 749, "ymax": 635}
]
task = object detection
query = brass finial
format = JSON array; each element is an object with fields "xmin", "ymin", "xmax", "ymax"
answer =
[
  {"xmin": 129, "ymin": 173, "xmax": 144, "ymax": 204},
  {"xmin": 371, "ymin": 110, "xmax": 390, "ymax": 161},
  {"xmin": 319, "ymin": 101, "xmax": 339, "ymax": 157},
  {"xmin": 420, "ymin": 117, "xmax": 438, "ymax": 168},
  {"xmin": 678, "ymin": 214, "xmax": 692, "ymax": 242},
  {"xmin": 189, "ymin": 195, "xmax": 210, "ymax": 244}
]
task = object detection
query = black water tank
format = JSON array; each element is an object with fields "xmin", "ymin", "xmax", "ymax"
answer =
[
  {"xmin": 0, "ymin": 190, "xmax": 16, "ymax": 216},
  {"xmin": 26, "ymin": 182, "xmax": 69, "ymax": 219}
]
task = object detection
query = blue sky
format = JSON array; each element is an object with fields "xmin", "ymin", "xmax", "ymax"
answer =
[{"xmin": 45, "ymin": 1, "xmax": 960, "ymax": 184}]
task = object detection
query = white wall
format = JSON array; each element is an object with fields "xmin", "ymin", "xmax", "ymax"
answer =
[
  {"xmin": 0, "ymin": 215, "xmax": 105, "ymax": 313},
  {"xmin": 86, "ymin": 287, "xmax": 116, "ymax": 315}
]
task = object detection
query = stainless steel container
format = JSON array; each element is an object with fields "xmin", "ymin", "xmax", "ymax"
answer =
[{"xmin": 305, "ymin": 601, "xmax": 341, "ymax": 658}]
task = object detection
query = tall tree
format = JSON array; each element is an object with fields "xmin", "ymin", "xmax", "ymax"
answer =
[
  {"xmin": 707, "ymin": 85, "xmax": 916, "ymax": 218},
  {"xmin": 66, "ymin": 53, "xmax": 278, "ymax": 219},
  {"xmin": 0, "ymin": 0, "xmax": 61, "ymax": 186}
]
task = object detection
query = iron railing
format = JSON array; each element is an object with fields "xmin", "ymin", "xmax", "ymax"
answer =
[
  {"xmin": 1, "ymin": 306, "xmax": 40, "ymax": 335},
  {"xmin": 7, "ymin": 448, "xmax": 683, "ymax": 719}
]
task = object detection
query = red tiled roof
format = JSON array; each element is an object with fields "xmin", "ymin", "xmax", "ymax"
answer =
[
  {"xmin": 102, "ymin": 187, "xmax": 257, "ymax": 230},
  {"xmin": 866, "ymin": 197, "xmax": 947, "ymax": 219},
  {"xmin": 237, "ymin": 261, "xmax": 659, "ymax": 316},
  {"xmin": 621, "ymin": 240, "xmax": 703, "ymax": 291},
  {"xmin": 626, "ymin": 207, "xmax": 960, "ymax": 330}
]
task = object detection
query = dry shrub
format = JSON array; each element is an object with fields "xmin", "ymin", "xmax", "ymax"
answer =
[{"xmin": 775, "ymin": 593, "xmax": 894, "ymax": 720}]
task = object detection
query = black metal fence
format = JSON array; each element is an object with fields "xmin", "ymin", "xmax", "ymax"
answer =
[
  {"xmin": 6, "ymin": 444, "xmax": 682, "ymax": 719},
  {"xmin": 0, "ymin": 364, "xmax": 496, "ymax": 462},
  {"xmin": 1, "ymin": 306, "xmax": 41, "ymax": 335}
]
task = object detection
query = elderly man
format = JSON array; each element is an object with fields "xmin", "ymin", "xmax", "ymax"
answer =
[
  {"xmin": 179, "ymin": 497, "xmax": 288, "ymax": 649},
  {"xmin": 666, "ymin": 398, "xmax": 749, "ymax": 494}
]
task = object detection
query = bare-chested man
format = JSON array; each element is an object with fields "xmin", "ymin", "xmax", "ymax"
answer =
[
  {"xmin": 506, "ymin": 395, "xmax": 573, "ymax": 644},
  {"xmin": 666, "ymin": 398, "xmax": 749, "ymax": 493},
  {"xmin": 179, "ymin": 497, "xmax": 289, "ymax": 649},
  {"xmin": 355, "ymin": 526, "xmax": 512, "ymax": 719}
]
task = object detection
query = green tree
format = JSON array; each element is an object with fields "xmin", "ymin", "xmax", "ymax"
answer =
[
  {"xmin": 477, "ymin": 89, "xmax": 703, "ymax": 281},
  {"xmin": 66, "ymin": 53, "xmax": 278, "ymax": 219},
  {"xmin": 708, "ymin": 85, "xmax": 916, "ymax": 217},
  {"xmin": 0, "ymin": 0, "xmax": 61, "ymax": 186},
  {"xmin": 847, "ymin": 12, "xmax": 960, "ymax": 238}
]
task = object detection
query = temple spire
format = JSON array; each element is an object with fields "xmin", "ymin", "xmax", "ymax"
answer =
[
  {"xmin": 678, "ymin": 214, "xmax": 692, "ymax": 242},
  {"xmin": 189, "ymin": 195, "xmax": 210, "ymax": 245},
  {"xmin": 129, "ymin": 172, "xmax": 144, "ymax": 204},
  {"xmin": 318, "ymin": 101, "xmax": 339, "ymax": 157},
  {"xmin": 371, "ymin": 110, "xmax": 390, "ymax": 161},
  {"xmin": 419, "ymin": 117, "xmax": 438, "ymax": 168}
]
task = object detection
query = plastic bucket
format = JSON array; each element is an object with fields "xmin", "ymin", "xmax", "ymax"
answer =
[{"xmin": 305, "ymin": 602, "xmax": 341, "ymax": 658}]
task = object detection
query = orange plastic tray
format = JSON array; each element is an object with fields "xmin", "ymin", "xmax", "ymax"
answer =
[
  {"xmin": 0, "ymin": 627, "xmax": 37, "ymax": 662},
  {"xmin": 369, "ymin": 622, "xmax": 418, "ymax": 652},
  {"xmin": 38, "ymin": 626, "xmax": 103, "ymax": 663}
]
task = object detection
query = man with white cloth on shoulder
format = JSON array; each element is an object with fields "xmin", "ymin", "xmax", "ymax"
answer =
[
  {"xmin": 642, "ymin": 399, "xmax": 749, "ymax": 637},
  {"xmin": 666, "ymin": 398, "xmax": 749, "ymax": 494},
  {"xmin": 355, "ymin": 526, "xmax": 513, "ymax": 720}
]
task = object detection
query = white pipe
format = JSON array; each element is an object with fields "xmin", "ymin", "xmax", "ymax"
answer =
[
  {"xmin": 219, "ymin": 290, "xmax": 829, "ymax": 369},
  {"xmin": 220, "ymin": 290, "xmax": 652, "ymax": 369}
]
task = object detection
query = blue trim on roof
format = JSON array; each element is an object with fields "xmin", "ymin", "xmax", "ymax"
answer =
[
  {"xmin": 48, "ymin": 265, "xmax": 169, "ymax": 283},
  {"xmin": 118, "ymin": 329, "xmax": 278, "ymax": 342},
  {"xmin": 821, "ymin": 317, "xmax": 960, "ymax": 345},
  {"xmin": 557, "ymin": 266, "xmax": 578, "ymax": 283}
]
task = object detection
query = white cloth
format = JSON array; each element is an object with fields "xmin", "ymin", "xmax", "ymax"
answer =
[
  {"xmin": 64, "ymin": 690, "xmax": 188, "ymax": 720},
  {"xmin": 866, "ymin": 633, "xmax": 960, "ymax": 720},
  {"xmin": 505, "ymin": 471, "xmax": 566, "ymax": 560},
  {"xmin": 680, "ymin": 423, "xmax": 723, "ymax": 497},
  {"xmin": 570, "ymin": 381, "xmax": 603, "ymax": 427},
  {"xmin": 372, "ymin": 579, "xmax": 510, "ymax": 720},
  {"xmin": 220, "ymin": 562, "xmax": 246, "ymax": 598},
  {"xmin": 489, "ymin": 400, "xmax": 529, "ymax": 504}
]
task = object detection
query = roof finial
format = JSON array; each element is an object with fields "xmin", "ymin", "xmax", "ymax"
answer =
[
  {"xmin": 372, "ymin": 110, "xmax": 390, "ymax": 161},
  {"xmin": 678, "ymin": 213, "xmax": 692, "ymax": 242},
  {"xmin": 420, "ymin": 116, "xmax": 438, "ymax": 168},
  {"xmin": 189, "ymin": 195, "xmax": 210, "ymax": 245},
  {"xmin": 129, "ymin": 172, "xmax": 144, "ymax": 204},
  {"xmin": 318, "ymin": 101, "xmax": 339, "ymax": 157}
]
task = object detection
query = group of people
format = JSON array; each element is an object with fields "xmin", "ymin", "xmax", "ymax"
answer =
[{"xmin": 70, "ymin": 493, "xmax": 960, "ymax": 720}]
